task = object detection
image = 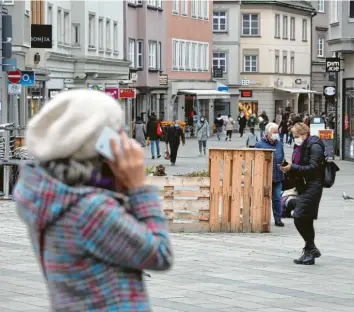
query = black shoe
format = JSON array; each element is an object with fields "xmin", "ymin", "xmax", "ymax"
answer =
[
  {"xmin": 275, "ymin": 220, "xmax": 284, "ymax": 227},
  {"xmin": 157, "ymin": 155, "xmax": 161, "ymax": 159},
  {"xmin": 308, "ymin": 246, "xmax": 321, "ymax": 259},
  {"xmin": 152, "ymin": 156, "xmax": 155, "ymax": 159},
  {"xmin": 294, "ymin": 248, "xmax": 315, "ymax": 265}
]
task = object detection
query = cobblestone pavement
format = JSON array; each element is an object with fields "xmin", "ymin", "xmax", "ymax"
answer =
[{"xmin": 1, "ymin": 133, "xmax": 354, "ymax": 311}]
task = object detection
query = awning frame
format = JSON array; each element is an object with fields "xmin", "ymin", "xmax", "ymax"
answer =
[
  {"xmin": 178, "ymin": 89, "xmax": 230, "ymax": 100},
  {"xmin": 274, "ymin": 87, "xmax": 317, "ymax": 94}
]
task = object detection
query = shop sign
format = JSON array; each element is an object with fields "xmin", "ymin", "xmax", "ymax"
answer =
[
  {"xmin": 104, "ymin": 88, "xmax": 119, "ymax": 99},
  {"xmin": 20, "ymin": 71, "xmax": 35, "ymax": 87},
  {"xmin": 90, "ymin": 85, "xmax": 102, "ymax": 91},
  {"xmin": 240, "ymin": 90, "xmax": 253, "ymax": 98},
  {"xmin": 8, "ymin": 84, "xmax": 21, "ymax": 96},
  {"xmin": 295, "ymin": 78, "xmax": 302, "ymax": 85},
  {"xmin": 323, "ymin": 86, "xmax": 336, "ymax": 97},
  {"xmin": 325, "ymin": 58, "xmax": 340, "ymax": 72},
  {"xmin": 119, "ymin": 88, "xmax": 136, "ymax": 99},
  {"xmin": 159, "ymin": 74, "xmax": 168, "ymax": 85},
  {"xmin": 241, "ymin": 78, "xmax": 260, "ymax": 86},
  {"xmin": 319, "ymin": 129, "xmax": 334, "ymax": 160},
  {"xmin": 31, "ymin": 25, "xmax": 53, "ymax": 49}
]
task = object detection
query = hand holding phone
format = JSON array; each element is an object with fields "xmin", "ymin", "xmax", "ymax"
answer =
[
  {"xmin": 95, "ymin": 127, "xmax": 123, "ymax": 161},
  {"xmin": 281, "ymin": 160, "xmax": 289, "ymax": 167}
]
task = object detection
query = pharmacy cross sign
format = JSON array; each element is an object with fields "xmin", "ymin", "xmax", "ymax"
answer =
[{"xmin": 8, "ymin": 70, "xmax": 22, "ymax": 84}]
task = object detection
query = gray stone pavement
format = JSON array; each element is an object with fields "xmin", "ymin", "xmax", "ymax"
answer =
[{"xmin": 1, "ymin": 132, "xmax": 354, "ymax": 311}]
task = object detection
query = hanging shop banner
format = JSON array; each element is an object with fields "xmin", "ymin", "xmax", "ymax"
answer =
[
  {"xmin": 119, "ymin": 88, "xmax": 136, "ymax": 99},
  {"xmin": 319, "ymin": 129, "xmax": 334, "ymax": 160}
]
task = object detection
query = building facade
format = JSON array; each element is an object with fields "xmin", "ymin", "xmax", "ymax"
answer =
[
  {"xmin": 327, "ymin": 0, "xmax": 354, "ymax": 161},
  {"xmin": 310, "ymin": 0, "xmax": 335, "ymax": 115},
  {"xmin": 239, "ymin": 0, "xmax": 316, "ymax": 122},
  {"xmin": 125, "ymin": 0, "xmax": 167, "ymax": 123},
  {"xmin": 165, "ymin": 0, "xmax": 228, "ymax": 125},
  {"xmin": 212, "ymin": 0, "xmax": 241, "ymax": 120}
]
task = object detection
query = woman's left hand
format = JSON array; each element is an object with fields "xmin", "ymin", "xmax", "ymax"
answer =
[{"xmin": 280, "ymin": 163, "xmax": 292, "ymax": 173}]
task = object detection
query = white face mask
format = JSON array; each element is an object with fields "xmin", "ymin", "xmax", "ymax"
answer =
[
  {"xmin": 294, "ymin": 137, "xmax": 304, "ymax": 146},
  {"xmin": 271, "ymin": 133, "xmax": 280, "ymax": 141}
]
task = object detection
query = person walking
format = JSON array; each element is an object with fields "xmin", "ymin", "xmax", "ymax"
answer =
[
  {"xmin": 224, "ymin": 115, "xmax": 235, "ymax": 141},
  {"xmin": 259, "ymin": 111, "xmax": 269, "ymax": 138},
  {"xmin": 246, "ymin": 128, "xmax": 258, "ymax": 148},
  {"xmin": 166, "ymin": 121, "xmax": 185, "ymax": 166},
  {"xmin": 133, "ymin": 116, "xmax": 146, "ymax": 147},
  {"xmin": 237, "ymin": 112, "xmax": 247, "ymax": 137},
  {"xmin": 278, "ymin": 115, "xmax": 288, "ymax": 144},
  {"xmin": 247, "ymin": 113, "xmax": 258, "ymax": 129},
  {"xmin": 280, "ymin": 122, "xmax": 325, "ymax": 265},
  {"xmin": 14, "ymin": 90, "xmax": 173, "ymax": 311},
  {"xmin": 146, "ymin": 112, "xmax": 161, "ymax": 159},
  {"xmin": 214, "ymin": 114, "xmax": 224, "ymax": 140},
  {"xmin": 255, "ymin": 122, "xmax": 285, "ymax": 227},
  {"xmin": 196, "ymin": 116, "xmax": 210, "ymax": 156}
]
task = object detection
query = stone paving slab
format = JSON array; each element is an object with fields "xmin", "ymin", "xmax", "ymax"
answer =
[{"xmin": 1, "ymin": 135, "xmax": 354, "ymax": 311}]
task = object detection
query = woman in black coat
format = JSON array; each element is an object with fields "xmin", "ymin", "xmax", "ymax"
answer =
[{"xmin": 280, "ymin": 122, "xmax": 325, "ymax": 265}]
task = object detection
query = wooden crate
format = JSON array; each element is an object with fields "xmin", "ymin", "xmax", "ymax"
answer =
[
  {"xmin": 146, "ymin": 176, "xmax": 210, "ymax": 232},
  {"xmin": 209, "ymin": 148, "xmax": 273, "ymax": 233}
]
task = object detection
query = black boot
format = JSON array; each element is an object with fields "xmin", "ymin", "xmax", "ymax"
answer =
[
  {"xmin": 307, "ymin": 246, "xmax": 321, "ymax": 259},
  {"xmin": 294, "ymin": 248, "xmax": 315, "ymax": 265}
]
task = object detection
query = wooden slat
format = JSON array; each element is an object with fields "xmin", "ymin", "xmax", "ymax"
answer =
[
  {"xmin": 221, "ymin": 150, "xmax": 232, "ymax": 232},
  {"xmin": 159, "ymin": 190, "xmax": 210, "ymax": 197},
  {"xmin": 168, "ymin": 222, "xmax": 210, "ymax": 233},
  {"xmin": 161, "ymin": 199, "xmax": 209, "ymax": 211},
  {"xmin": 209, "ymin": 149, "xmax": 222, "ymax": 232},
  {"xmin": 251, "ymin": 151, "xmax": 266, "ymax": 232},
  {"xmin": 147, "ymin": 176, "xmax": 210, "ymax": 187},
  {"xmin": 170, "ymin": 211, "xmax": 210, "ymax": 221},
  {"xmin": 242, "ymin": 150, "xmax": 255, "ymax": 232},
  {"xmin": 230, "ymin": 150, "xmax": 244, "ymax": 232},
  {"xmin": 263, "ymin": 152, "xmax": 273, "ymax": 232}
]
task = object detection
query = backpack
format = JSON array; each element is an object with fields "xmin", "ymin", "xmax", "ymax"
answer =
[{"xmin": 323, "ymin": 158, "xmax": 340, "ymax": 188}]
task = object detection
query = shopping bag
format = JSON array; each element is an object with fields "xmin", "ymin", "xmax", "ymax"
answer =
[
  {"xmin": 146, "ymin": 138, "xmax": 150, "ymax": 146},
  {"xmin": 164, "ymin": 144, "xmax": 170, "ymax": 160}
]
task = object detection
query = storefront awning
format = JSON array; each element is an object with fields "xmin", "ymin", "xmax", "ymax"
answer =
[
  {"xmin": 274, "ymin": 87, "xmax": 317, "ymax": 94},
  {"xmin": 179, "ymin": 89, "xmax": 230, "ymax": 100}
]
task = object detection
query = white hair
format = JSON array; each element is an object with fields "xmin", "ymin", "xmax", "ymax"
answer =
[{"xmin": 265, "ymin": 122, "xmax": 279, "ymax": 134}]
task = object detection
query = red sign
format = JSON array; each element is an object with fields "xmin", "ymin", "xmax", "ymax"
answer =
[
  {"xmin": 8, "ymin": 70, "xmax": 22, "ymax": 84},
  {"xmin": 119, "ymin": 88, "xmax": 136, "ymax": 99},
  {"xmin": 344, "ymin": 113, "xmax": 349, "ymax": 131},
  {"xmin": 319, "ymin": 129, "xmax": 334, "ymax": 140},
  {"xmin": 104, "ymin": 88, "xmax": 119, "ymax": 99},
  {"xmin": 241, "ymin": 90, "xmax": 253, "ymax": 98}
]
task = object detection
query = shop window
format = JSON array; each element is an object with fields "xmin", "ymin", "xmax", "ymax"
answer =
[
  {"xmin": 238, "ymin": 101, "xmax": 258, "ymax": 120},
  {"xmin": 343, "ymin": 79, "xmax": 354, "ymax": 160}
]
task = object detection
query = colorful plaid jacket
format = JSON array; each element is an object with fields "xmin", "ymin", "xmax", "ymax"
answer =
[{"xmin": 14, "ymin": 164, "xmax": 173, "ymax": 311}]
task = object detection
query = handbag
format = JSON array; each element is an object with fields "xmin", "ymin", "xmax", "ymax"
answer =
[
  {"xmin": 164, "ymin": 144, "xmax": 170, "ymax": 160},
  {"xmin": 323, "ymin": 160, "xmax": 340, "ymax": 188},
  {"xmin": 156, "ymin": 122, "xmax": 163, "ymax": 136},
  {"xmin": 146, "ymin": 138, "xmax": 150, "ymax": 146}
]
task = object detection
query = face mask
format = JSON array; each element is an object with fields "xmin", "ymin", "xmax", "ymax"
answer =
[
  {"xmin": 175, "ymin": 123, "xmax": 179, "ymax": 128},
  {"xmin": 271, "ymin": 133, "xmax": 280, "ymax": 141},
  {"xmin": 294, "ymin": 137, "xmax": 304, "ymax": 146}
]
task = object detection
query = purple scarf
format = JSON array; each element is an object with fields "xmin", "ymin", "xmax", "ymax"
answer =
[
  {"xmin": 89, "ymin": 169, "xmax": 115, "ymax": 191},
  {"xmin": 292, "ymin": 136, "xmax": 310, "ymax": 165}
]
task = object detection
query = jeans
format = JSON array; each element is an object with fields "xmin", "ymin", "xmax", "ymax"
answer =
[
  {"xmin": 287, "ymin": 132, "xmax": 293, "ymax": 145},
  {"xmin": 198, "ymin": 140, "xmax": 207, "ymax": 154},
  {"xmin": 280, "ymin": 133, "xmax": 285, "ymax": 144},
  {"xmin": 150, "ymin": 140, "xmax": 160, "ymax": 157},
  {"xmin": 260, "ymin": 129, "xmax": 265, "ymax": 138},
  {"xmin": 216, "ymin": 127, "xmax": 223, "ymax": 139},
  {"xmin": 272, "ymin": 181, "xmax": 282, "ymax": 222}
]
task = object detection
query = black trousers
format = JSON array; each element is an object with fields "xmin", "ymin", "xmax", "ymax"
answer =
[
  {"xmin": 226, "ymin": 130, "xmax": 232, "ymax": 139},
  {"xmin": 239, "ymin": 126, "xmax": 245, "ymax": 137},
  {"xmin": 294, "ymin": 218, "xmax": 315, "ymax": 248},
  {"xmin": 169, "ymin": 143, "xmax": 179, "ymax": 164}
]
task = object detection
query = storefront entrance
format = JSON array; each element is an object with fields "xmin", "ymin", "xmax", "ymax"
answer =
[
  {"xmin": 343, "ymin": 78, "xmax": 354, "ymax": 161},
  {"xmin": 238, "ymin": 101, "xmax": 258, "ymax": 119}
]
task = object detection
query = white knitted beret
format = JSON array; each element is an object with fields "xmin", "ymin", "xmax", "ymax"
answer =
[{"xmin": 26, "ymin": 89, "xmax": 124, "ymax": 162}]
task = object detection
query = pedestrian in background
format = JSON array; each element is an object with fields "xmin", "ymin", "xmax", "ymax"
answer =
[
  {"xmin": 280, "ymin": 122, "xmax": 325, "ymax": 265},
  {"xmin": 14, "ymin": 90, "xmax": 173, "ymax": 311},
  {"xmin": 214, "ymin": 114, "xmax": 224, "ymax": 140},
  {"xmin": 224, "ymin": 115, "xmax": 235, "ymax": 141},
  {"xmin": 255, "ymin": 122, "xmax": 285, "ymax": 227},
  {"xmin": 196, "ymin": 116, "xmax": 210, "ymax": 156},
  {"xmin": 133, "ymin": 115, "xmax": 146, "ymax": 147},
  {"xmin": 246, "ymin": 128, "xmax": 258, "ymax": 148},
  {"xmin": 259, "ymin": 111, "xmax": 269, "ymax": 138},
  {"xmin": 237, "ymin": 112, "xmax": 247, "ymax": 137},
  {"xmin": 247, "ymin": 113, "xmax": 258, "ymax": 129},
  {"xmin": 146, "ymin": 112, "xmax": 161, "ymax": 159},
  {"xmin": 166, "ymin": 121, "xmax": 185, "ymax": 166},
  {"xmin": 278, "ymin": 115, "xmax": 288, "ymax": 144}
]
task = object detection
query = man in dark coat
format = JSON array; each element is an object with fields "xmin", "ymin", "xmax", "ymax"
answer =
[
  {"xmin": 237, "ymin": 112, "xmax": 247, "ymax": 137},
  {"xmin": 166, "ymin": 122, "xmax": 185, "ymax": 166},
  {"xmin": 214, "ymin": 114, "xmax": 224, "ymax": 140},
  {"xmin": 146, "ymin": 112, "xmax": 161, "ymax": 159},
  {"xmin": 255, "ymin": 122, "xmax": 285, "ymax": 227},
  {"xmin": 280, "ymin": 123, "xmax": 325, "ymax": 265}
]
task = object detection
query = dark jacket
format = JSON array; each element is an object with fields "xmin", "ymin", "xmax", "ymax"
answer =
[
  {"xmin": 278, "ymin": 120, "xmax": 288, "ymax": 134},
  {"xmin": 214, "ymin": 117, "xmax": 224, "ymax": 128},
  {"xmin": 290, "ymin": 136, "xmax": 325, "ymax": 220},
  {"xmin": 259, "ymin": 114, "xmax": 269, "ymax": 130},
  {"xmin": 238, "ymin": 115, "xmax": 247, "ymax": 127},
  {"xmin": 247, "ymin": 116, "xmax": 258, "ymax": 128},
  {"xmin": 255, "ymin": 137, "xmax": 285, "ymax": 183},
  {"xmin": 166, "ymin": 126, "xmax": 185, "ymax": 146},
  {"xmin": 146, "ymin": 116, "xmax": 158, "ymax": 140}
]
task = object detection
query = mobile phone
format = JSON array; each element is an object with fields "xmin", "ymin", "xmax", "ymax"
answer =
[
  {"xmin": 281, "ymin": 160, "xmax": 289, "ymax": 167},
  {"xmin": 95, "ymin": 126, "xmax": 122, "ymax": 161}
]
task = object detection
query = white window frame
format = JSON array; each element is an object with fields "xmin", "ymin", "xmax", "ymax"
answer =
[
  {"xmin": 197, "ymin": 0, "xmax": 202, "ymax": 18},
  {"xmin": 47, "ymin": 4, "xmax": 53, "ymax": 25},
  {"xmin": 88, "ymin": 13, "xmax": 96, "ymax": 48},
  {"xmin": 129, "ymin": 38, "xmax": 136, "ymax": 68},
  {"xmin": 317, "ymin": 37, "xmax": 324, "ymax": 57},
  {"xmin": 149, "ymin": 41, "xmax": 158, "ymax": 69},
  {"xmin": 290, "ymin": 56, "xmax": 295, "ymax": 74},
  {"xmin": 275, "ymin": 55, "xmax": 279, "ymax": 73},
  {"xmin": 63, "ymin": 11, "xmax": 70, "ymax": 45},
  {"xmin": 213, "ymin": 51, "xmax": 227, "ymax": 73},
  {"xmin": 318, "ymin": 0, "xmax": 324, "ymax": 13},
  {"xmin": 290, "ymin": 17, "xmax": 295, "ymax": 40},
  {"xmin": 244, "ymin": 55, "xmax": 257, "ymax": 72},
  {"xmin": 274, "ymin": 14, "xmax": 280, "ymax": 38},
  {"xmin": 181, "ymin": 0, "xmax": 188, "ymax": 16},
  {"xmin": 213, "ymin": 11, "xmax": 227, "ymax": 32},
  {"xmin": 158, "ymin": 41, "xmax": 162, "ymax": 70},
  {"xmin": 330, "ymin": 0, "xmax": 338, "ymax": 23},
  {"xmin": 242, "ymin": 14, "xmax": 259, "ymax": 36},
  {"xmin": 172, "ymin": 39, "xmax": 209, "ymax": 72},
  {"xmin": 302, "ymin": 19, "xmax": 307, "ymax": 41},
  {"xmin": 98, "ymin": 17, "xmax": 104, "ymax": 50},
  {"xmin": 282, "ymin": 15, "xmax": 288, "ymax": 39},
  {"xmin": 113, "ymin": 21, "xmax": 118, "ymax": 52},
  {"xmin": 72, "ymin": 23, "xmax": 80, "ymax": 46},
  {"xmin": 172, "ymin": 0, "xmax": 179, "ymax": 14},
  {"xmin": 57, "ymin": 8, "xmax": 62, "ymax": 44},
  {"xmin": 203, "ymin": 0, "xmax": 209, "ymax": 19},
  {"xmin": 283, "ymin": 55, "xmax": 287, "ymax": 73},
  {"xmin": 106, "ymin": 19, "xmax": 111, "ymax": 51},
  {"xmin": 137, "ymin": 40, "xmax": 143, "ymax": 69},
  {"xmin": 192, "ymin": 0, "xmax": 197, "ymax": 17}
]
